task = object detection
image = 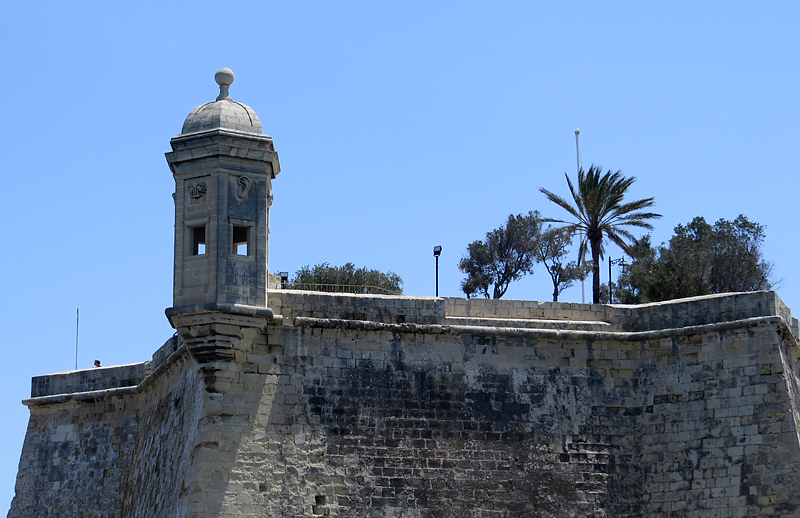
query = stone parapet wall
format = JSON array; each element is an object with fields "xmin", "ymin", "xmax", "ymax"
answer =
[
  {"xmin": 151, "ymin": 334, "xmax": 182, "ymax": 371},
  {"xmin": 444, "ymin": 315, "xmax": 612, "ymax": 331},
  {"xmin": 611, "ymin": 290, "xmax": 798, "ymax": 334},
  {"xmin": 444, "ymin": 296, "xmax": 612, "ymax": 322},
  {"xmin": 28, "ymin": 336, "xmax": 183, "ymax": 399},
  {"xmin": 446, "ymin": 291, "xmax": 798, "ymax": 338},
  {"xmin": 268, "ymin": 289, "xmax": 445, "ymax": 324},
  {"xmin": 30, "ymin": 362, "xmax": 150, "ymax": 398},
  {"xmin": 27, "ymin": 292, "xmax": 795, "ymax": 401}
]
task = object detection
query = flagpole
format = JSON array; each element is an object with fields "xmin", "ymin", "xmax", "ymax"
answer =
[{"xmin": 575, "ymin": 129, "xmax": 585, "ymax": 304}]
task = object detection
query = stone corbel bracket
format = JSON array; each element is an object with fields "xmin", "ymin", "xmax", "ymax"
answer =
[{"xmin": 166, "ymin": 303, "xmax": 279, "ymax": 395}]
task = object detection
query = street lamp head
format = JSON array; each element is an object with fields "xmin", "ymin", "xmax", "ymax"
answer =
[
  {"xmin": 433, "ymin": 245, "xmax": 442, "ymax": 257},
  {"xmin": 279, "ymin": 271, "xmax": 289, "ymax": 282}
]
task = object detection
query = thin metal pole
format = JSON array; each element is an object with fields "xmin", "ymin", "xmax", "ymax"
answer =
[
  {"xmin": 576, "ymin": 129, "xmax": 585, "ymax": 304},
  {"xmin": 608, "ymin": 257, "xmax": 612, "ymax": 304},
  {"xmin": 435, "ymin": 256, "xmax": 439, "ymax": 297},
  {"xmin": 75, "ymin": 308, "xmax": 80, "ymax": 370}
]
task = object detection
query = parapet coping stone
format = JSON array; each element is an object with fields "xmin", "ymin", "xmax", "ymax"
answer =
[
  {"xmin": 40, "ymin": 362, "xmax": 149, "ymax": 377},
  {"xmin": 444, "ymin": 316, "xmax": 612, "ymax": 331},
  {"xmin": 290, "ymin": 314, "xmax": 794, "ymax": 344}
]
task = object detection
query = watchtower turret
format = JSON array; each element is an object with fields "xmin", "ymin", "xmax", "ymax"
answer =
[{"xmin": 165, "ymin": 68, "xmax": 280, "ymax": 310}]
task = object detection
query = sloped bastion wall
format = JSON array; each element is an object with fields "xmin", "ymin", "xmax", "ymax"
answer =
[{"xmin": 8, "ymin": 290, "xmax": 800, "ymax": 517}]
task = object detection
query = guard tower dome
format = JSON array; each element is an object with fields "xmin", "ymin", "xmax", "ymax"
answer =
[{"xmin": 180, "ymin": 68, "xmax": 264, "ymax": 136}]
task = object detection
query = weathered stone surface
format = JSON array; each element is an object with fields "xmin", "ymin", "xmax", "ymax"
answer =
[{"xmin": 9, "ymin": 291, "xmax": 800, "ymax": 517}]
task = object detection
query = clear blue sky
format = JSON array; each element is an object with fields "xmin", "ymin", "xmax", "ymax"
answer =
[{"xmin": 1, "ymin": 1, "xmax": 798, "ymax": 510}]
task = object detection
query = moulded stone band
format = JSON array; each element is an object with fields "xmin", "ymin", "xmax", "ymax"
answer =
[
  {"xmin": 289, "ymin": 314, "xmax": 794, "ymax": 344},
  {"xmin": 166, "ymin": 302, "xmax": 276, "ymax": 319}
]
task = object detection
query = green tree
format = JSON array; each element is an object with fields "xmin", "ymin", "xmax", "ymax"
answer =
[
  {"xmin": 535, "ymin": 227, "xmax": 591, "ymax": 302},
  {"xmin": 616, "ymin": 215, "xmax": 774, "ymax": 303},
  {"xmin": 290, "ymin": 262, "xmax": 403, "ymax": 295},
  {"xmin": 596, "ymin": 282, "xmax": 613, "ymax": 304},
  {"xmin": 540, "ymin": 165, "xmax": 661, "ymax": 303},
  {"xmin": 458, "ymin": 212, "xmax": 542, "ymax": 299},
  {"xmin": 609, "ymin": 235, "xmax": 658, "ymax": 303}
]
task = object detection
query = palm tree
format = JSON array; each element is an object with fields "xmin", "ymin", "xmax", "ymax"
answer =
[{"xmin": 540, "ymin": 165, "xmax": 661, "ymax": 303}]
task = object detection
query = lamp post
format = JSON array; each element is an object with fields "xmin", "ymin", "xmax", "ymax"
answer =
[
  {"xmin": 433, "ymin": 246, "xmax": 442, "ymax": 297},
  {"xmin": 279, "ymin": 271, "xmax": 289, "ymax": 290},
  {"xmin": 608, "ymin": 257, "xmax": 629, "ymax": 303}
]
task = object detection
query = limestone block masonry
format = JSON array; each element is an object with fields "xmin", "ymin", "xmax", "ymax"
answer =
[{"xmin": 9, "ymin": 290, "xmax": 800, "ymax": 517}]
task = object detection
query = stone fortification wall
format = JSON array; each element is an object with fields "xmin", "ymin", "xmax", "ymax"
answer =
[
  {"xmin": 8, "ymin": 337, "xmax": 202, "ymax": 518},
  {"xmin": 8, "ymin": 291, "xmax": 800, "ymax": 517},
  {"xmin": 9, "ymin": 391, "xmax": 138, "ymax": 517},
  {"xmin": 200, "ymin": 291, "xmax": 800, "ymax": 517},
  {"xmin": 635, "ymin": 324, "xmax": 800, "ymax": 515},
  {"xmin": 119, "ymin": 345, "xmax": 202, "ymax": 517},
  {"xmin": 225, "ymin": 322, "xmax": 642, "ymax": 517}
]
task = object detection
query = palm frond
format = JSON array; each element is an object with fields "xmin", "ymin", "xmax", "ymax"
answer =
[
  {"xmin": 539, "ymin": 188, "xmax": 585, "ymax": 224},
  {"xmin": 540, "ymin": 164, "xmax": 660, "ymax": 302}
]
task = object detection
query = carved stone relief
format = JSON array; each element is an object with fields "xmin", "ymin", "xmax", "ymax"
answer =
[
  {"xmin": 237, "ymin": 176, "xmax": 252, "ymax": 200},
  {"xmin": 188, "ymin": 182, "xmax": 207, "ymax": 199}
]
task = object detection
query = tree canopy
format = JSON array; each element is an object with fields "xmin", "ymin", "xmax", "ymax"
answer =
[
  {"xmin": 540, "ymin": 165, "xmax": 661, "ymax": 303},
  {"xmin": 535, "ymin": 226, "xmax": 591, "ymax": 302},
  {"xmin": 458, "ymin": 213, "xmax": 588, "ymax": 300},
  {"xmin": 458, "ymin": 212, "xmax": 542, "ymax": 299},
  {"xmin": 615, "ymin": 215, "xmax": 774, "ymax": 303},
  {"xmin": 290, "ymin": 262, "xmax": 403, "ymax": 295}
]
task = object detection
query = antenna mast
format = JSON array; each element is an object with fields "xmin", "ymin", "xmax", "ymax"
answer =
[{"xmin": 575, "ymin": 129, "xmax": 585, "ymax": 304}]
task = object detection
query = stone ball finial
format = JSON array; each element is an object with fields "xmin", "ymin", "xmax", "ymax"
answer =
[
  {"xmin": 215, "ymin": 68, "xmax": 234, "ymax": 101},
  {"xmin": 215, "ymin": 68, "xmax": 234, "ymax": 86}
]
